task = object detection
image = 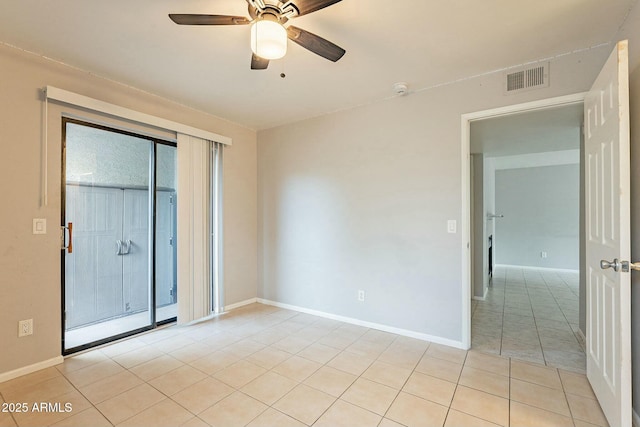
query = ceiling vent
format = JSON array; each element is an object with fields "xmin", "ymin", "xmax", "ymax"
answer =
[{"xmin": 504, "ymin": 62, "xmax": 549, "ymax": 94}]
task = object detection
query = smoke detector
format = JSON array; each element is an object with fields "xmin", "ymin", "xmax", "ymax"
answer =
[{"xmin": 393, "ymin": 82, "xmax": 408, "ymax": 96}]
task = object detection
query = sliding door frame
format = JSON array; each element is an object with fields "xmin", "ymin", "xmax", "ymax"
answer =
[
  {"xmin": 155, "ymin": 139, "xmax": 179, "ymax": 326},
  {"xmin": 61, "ymin": 117, "xmax": 176, "ymax": 355}
]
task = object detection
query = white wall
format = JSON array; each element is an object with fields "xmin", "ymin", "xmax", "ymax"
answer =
[
  {"xmin": 495, "ymin": 164, "xmax": 580, "ymax": 269},
  {"xmin": 258, "ymin": 45, "xmax": 611, "ymax": 344}
]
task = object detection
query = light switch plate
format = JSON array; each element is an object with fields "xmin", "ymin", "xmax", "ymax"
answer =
[
  {"xmin": 33, "ymin": 218, "xmax": 46, "ymax": 234},
  {"xmin": 447, "ymin": 220, "xmax": 457, "ymax": 234}
]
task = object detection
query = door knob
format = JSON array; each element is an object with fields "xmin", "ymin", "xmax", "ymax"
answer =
[{"xmin": 600, "ymin": 259, "xmax": 621, "ymax": 272}]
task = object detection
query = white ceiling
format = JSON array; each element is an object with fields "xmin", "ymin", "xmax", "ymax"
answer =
[
  {"xmin": 470, "ymin": 103, "xmax": 583, "ymax": 157},
  {"xmin": 0, "ymin": 0, "xmax": 635, "ymax": 130}
]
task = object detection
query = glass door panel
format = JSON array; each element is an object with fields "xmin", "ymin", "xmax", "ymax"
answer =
[{"xmin": 63, "ymin": 120, "xmax": 153, "ymax": 352}]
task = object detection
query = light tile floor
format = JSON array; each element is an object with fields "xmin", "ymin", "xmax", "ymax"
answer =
[
  {"xmin": 0, "ymin": 302, "xmax": 607, "ymax": 427},
  {"xmin": 471, "ymin": 266, "xmax": 585, "ymax": 373}
]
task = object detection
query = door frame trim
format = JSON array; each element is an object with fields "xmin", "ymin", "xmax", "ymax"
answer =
[{"xmin": 460, "ymin": 92, "xmax": 587, "ymax": 349}]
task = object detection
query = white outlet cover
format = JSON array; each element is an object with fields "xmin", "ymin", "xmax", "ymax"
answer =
[{"xmin": 18, "ymin": 319, "xmax": 33, "ymax": 337}]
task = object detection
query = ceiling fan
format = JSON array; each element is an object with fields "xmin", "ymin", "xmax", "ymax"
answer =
[{"xmin": 169, "ymin": 0, "xmax": 346, "ymax": 70}]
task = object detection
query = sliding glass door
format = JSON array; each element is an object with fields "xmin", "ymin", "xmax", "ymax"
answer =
[
  {"xmin": 62, "ymin": 119, "xmax": 177, "ymax": 353},
  {"xmin": 156, "ymin": 143, "xmax": 178, "ymax": 322}
]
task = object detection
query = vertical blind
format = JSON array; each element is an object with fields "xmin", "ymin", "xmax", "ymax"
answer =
[{"xmin": 177, "ymin": 133, "xmax": 212, "ymax": 324}]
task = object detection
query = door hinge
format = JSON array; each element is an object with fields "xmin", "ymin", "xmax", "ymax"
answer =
[{"xmin": 169, "ymin": 237, "xmax": 173, "ymax": 246}]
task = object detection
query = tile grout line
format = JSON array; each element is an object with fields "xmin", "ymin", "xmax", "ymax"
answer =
[
  {"xmin": 303, "ymin": 331, "xmax": 395, "ymax": 426},
  {"xmin": 527, "ymin": 271, "xmax": 549, "ymax": 367},
  {"xmin": 538, "ymin": 270, "xmax": 584, "ymax": 371},
  {"xmin": 0, "ymin": 390, "xmax": 21, "ymax": 427},
  {"xmin": 440, "ymin": 350, "xmax": 467, "ymax": 427},
  {"xmin": 377, "ymin": 340, "xmax": 429, "ymax": 426},
  {"xmin": 557, "ymin": 370, "xmax": 580, "ymax": 426},
  {"xmin": 219, "ymin": 315, "xmax": 395, "ymax": 426},
  {"xmin": 50, "ymin": 363, "xmax": 116, "ymax": 427}
]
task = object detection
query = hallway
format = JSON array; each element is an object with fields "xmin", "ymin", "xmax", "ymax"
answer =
[{"xmin": 471, "ymin": 266, "xmax": 584, "ymax": 373}]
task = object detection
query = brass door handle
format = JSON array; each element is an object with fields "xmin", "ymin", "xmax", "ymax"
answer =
[{"xmin": 62, "ymin": 222, "xmax": 73, "ymax": 254}]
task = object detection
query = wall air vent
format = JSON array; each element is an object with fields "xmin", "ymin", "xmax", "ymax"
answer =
[{"xmin": 504, "ymin": 62, "xmax": 549, "ymax": 94}]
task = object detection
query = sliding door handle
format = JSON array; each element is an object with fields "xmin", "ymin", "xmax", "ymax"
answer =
[
  {"xmin": 123, "ymin": 239, "xmax": 132, "ymax": 255},
  {"xmin": 116, "ymin": 240, "xmax": 123, "ymax": 255},
  {"xmin": 61, "ymin": 222, "xmax": 73, "ymax": 253}
]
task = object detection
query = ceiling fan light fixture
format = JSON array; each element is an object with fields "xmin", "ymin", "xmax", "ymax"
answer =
[{"xmin": 250, "ymin": 18, "xmax": 287, "ymax": 60}]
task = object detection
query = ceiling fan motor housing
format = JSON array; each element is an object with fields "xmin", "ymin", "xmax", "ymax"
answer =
[{"xmin": 248, "ymin": 0, "xmax": 299, "ymax": 22}]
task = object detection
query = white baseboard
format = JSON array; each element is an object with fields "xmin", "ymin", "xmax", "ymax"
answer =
[
  {"xmin": 633, "ymin": 409, "xmax": 640, "ymax": 427},
  {"xmin": 472, "ymin": 286, "xmax": 489, "ymax": 301},
  {"xmin": 0, "ymin": 356, "xmax": 64, "ymax": 384},
  {"xmin": 496, "ymin": 264, "xmax": 579, "ymax": 273},
  {"xmin": 181, "ymin": 298, "xmax": 259, "ymax": 326},
  {"xmin": 257, "ymin": 298, "xmax": 465, "ymax": 350},
  {"xmin": 224, "ymin": 298, "xmax": 258, "ymax": 312}
]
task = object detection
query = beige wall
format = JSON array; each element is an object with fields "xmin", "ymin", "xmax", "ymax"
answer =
[
  {"xmin": 0, "ymin": 44, "xmax": 258, "ymax": 375},
  {"xmin": 257, "ymin": 46, "xmax": 611, "ymax": 343}
]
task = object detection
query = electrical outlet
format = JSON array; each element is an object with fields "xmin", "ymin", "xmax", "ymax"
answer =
[
  {"xmin": 18, "ymin": 319, "xmax": 33, "ymax": 337},
  {"xmin": 541, "ymin": 251, "xmax": 548, "ymax": 259},
  {"xmin": 358, "ymin": 290, "xmax": 365, "ymax": 302}
]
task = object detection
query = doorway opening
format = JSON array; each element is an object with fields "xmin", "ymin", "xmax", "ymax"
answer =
[
  {"xmin": 61, "ymin": 118, "xmax": 177, "ymax": 354},
  {"xmin": 462, "ymin": 94, "xmax": 587, "ymax": 372}
]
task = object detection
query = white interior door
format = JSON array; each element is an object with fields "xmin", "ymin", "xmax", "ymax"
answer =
[{"xmin": 584, "ymin": 40, "xmax": 631, "ymax": 427}]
